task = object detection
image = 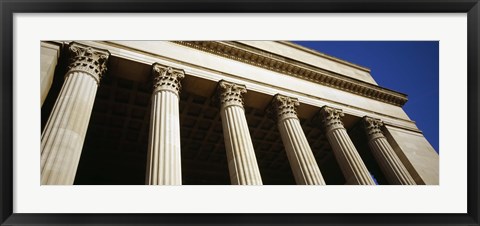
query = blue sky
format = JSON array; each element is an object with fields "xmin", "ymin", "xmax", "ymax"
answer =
[{"xmin": 293, "ymin": 41, "xmax": 439, "ymax": 153}]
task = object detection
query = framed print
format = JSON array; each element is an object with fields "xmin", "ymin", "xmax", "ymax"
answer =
[{"xmin": 1, "ymin": 0, "xmax": 479, "ymax": 225}]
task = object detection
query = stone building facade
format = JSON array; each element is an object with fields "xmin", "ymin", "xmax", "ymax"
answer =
[{"xmin": 40, "ymin": 41, "xmax": 439, "ymax": 185}]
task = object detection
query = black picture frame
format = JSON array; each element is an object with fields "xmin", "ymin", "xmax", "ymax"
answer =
[{"xmin": 1, "ymin": 1, "xmax": 479, "ymax": 225}]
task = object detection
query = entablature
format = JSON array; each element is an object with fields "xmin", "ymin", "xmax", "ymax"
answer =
[
  {"xmin": 173, "ymin": 41, "xmax": 408, "ymax": 107},
  {"xmin": 48, "ymin": 40, "xmax": 419, "ymax": 133}
]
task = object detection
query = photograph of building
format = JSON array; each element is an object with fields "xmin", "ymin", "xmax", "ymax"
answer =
[{"xmin": 40, "ymin": 41, "xmax": 439, "ymax": 185}]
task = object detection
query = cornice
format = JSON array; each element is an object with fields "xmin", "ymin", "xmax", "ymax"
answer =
[{"xmin": 173, "ymin": 41, "xmax": 408, "ymax": 107}]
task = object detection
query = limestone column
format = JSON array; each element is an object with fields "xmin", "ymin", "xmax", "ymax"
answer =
[
  {"xmin": 41, "ymin": 42, "xmax": 110, "ymax": 185},
  {"xmin": 269, "ymin": 94, "xmax": 326, "ymax": 185},
  {"xmin": 217, "ymin": 80, "xmax": 262, "ymax": 185},
  {"xmin": 318, "ymin": 106, "xmax": 375, "ymax": 185},
  {"xmin": 145, "ymin": 64, "xmax": 184, "ymax": 185},
  {"xmin": 363, "ymin": 117, "xmax": 416, "ymax": 185},
  {"xmin": 41, "ymin": 42, "xmax": 61, "ymax": 106}
]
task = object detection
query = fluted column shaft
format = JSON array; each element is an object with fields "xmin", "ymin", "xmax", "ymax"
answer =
[
  {"xmin": 270, "ymin": 94, "xmax": 325, "ymax": 185},
  {"xmin": 145, "ymin": 64, "xmax": 184, "ymax": 185},
  {"xmin": 41, "ymin": 43, "xmax": 110, "ymax": 185},
  {"xmin": 319, "ymin": 106, "xmax": 375, "ymax": 185},
  {"xmin": 363, "ymin": 117, "xmax": 416, "ymax": 185},
  {"xmin": 218, "ymin": 81, "xmax": 262, "ymax": 185}
]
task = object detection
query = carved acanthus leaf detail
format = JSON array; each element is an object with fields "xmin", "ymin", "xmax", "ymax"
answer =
[
  {"xmin": 363, "ymin": 116, "xmax": 385, "ymax": 138},
  {"xmin": 67, "ymin": 42, "xmax": 110, "ymax": 83},
  {"xmin": 217, "ymin": 80, "xmax": 247, "ymax": 108},
  {"xmin": 152, "ymin": 63, "xmax": 185, "ymax": 95},
  {"xmin": 318, "ymin": 106, "xmax": 345, "ymax": 130},
  {"xmin": 268, "ymin": 94, "xmax": 300, "ymax": 122}
]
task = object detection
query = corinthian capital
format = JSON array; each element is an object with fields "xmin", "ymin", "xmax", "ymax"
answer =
[
  {"xmin": 67, "ymin": 42, "xmax": 110, "ymax": 84},
  {"xmin": 217, "ymin": 80, "xmax": 247, "ymax": 108},
  {"xmin": 152, "ymin": 63, "xmax": 185, "ymax": 96},
  {"xmin": 268, "ymin": 94, "xmax": 300, "ymax": 122},
  {"xmin": 363, "ymin": 116, "xmax": 385, "ymax": 140},
  {"xmin": 318, "ymin": 106, "xmax": 345, "ymax": 131}
]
